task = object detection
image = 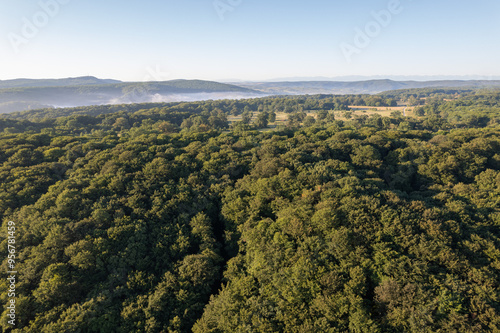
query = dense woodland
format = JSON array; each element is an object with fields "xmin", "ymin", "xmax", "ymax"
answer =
[{"xmin": 1, "ymin": 89, "xmax": 500, "ymax": 332}]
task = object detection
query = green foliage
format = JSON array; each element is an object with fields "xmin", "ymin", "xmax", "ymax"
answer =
[{"xmin": 1, "ymin": 91, "xmax": 500, "ymax": 332}]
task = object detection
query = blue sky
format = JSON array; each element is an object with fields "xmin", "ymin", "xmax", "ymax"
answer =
[{"xmin": 0, "ymin": 0, "xmax": 498, "ymax": 81}]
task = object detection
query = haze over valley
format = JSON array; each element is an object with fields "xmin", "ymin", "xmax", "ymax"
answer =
[{"xmin": 2, "ymin": 76, "xmax": 500, "ymax": 114}]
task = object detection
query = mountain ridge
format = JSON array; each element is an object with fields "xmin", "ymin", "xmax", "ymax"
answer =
[
  {"xmin": 0, "ymin": 79, "xmax": 262, "ymax": 113},
  {"xmin": 237, "ymin": 79, "xmax": 500, "ymax": 95},
  {"xmin": 0, "ymin": 76, "xmax": 121, "ymax": 89},
  {"xmin": 2, "ymin": 76, "xmax": 500, "ymax": 114}
]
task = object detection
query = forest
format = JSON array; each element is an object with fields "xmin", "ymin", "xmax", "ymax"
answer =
[{"xmin": 0, "ymin": 88, "xmax": 500, "ymax": 332}]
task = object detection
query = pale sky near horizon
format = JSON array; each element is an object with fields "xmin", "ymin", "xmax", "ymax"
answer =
[{"xmin": 0, "ymin": 0, "xmax": 498, "ymax": 81}]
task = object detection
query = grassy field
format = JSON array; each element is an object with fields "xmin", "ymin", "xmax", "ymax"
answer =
[
  {"xmin": 341, "ymin": 105, "xmax": 417, "ymax": 119},
  {"xmin": 227, "ymin": 106, "xmax": 418, "ymax": 125}
]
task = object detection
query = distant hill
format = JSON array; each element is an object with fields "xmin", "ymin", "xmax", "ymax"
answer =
[
  {"xmin": 3, "ymin": 77, "xmax": 500, "ymax": 114},
  {"xmin": 257, "ymin": 75, "xmax": 500, "ymax": 82},
  {"xmin": 0, "ymin": 79, "xmax": 262, "ymax": 113},
  {"xmin": 0, "ymin": 76, "xmax": 121, "ymax": 89},
  {"xmin": 239, "ymin": 79, "xmax": 500, "ymax": 95}
]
